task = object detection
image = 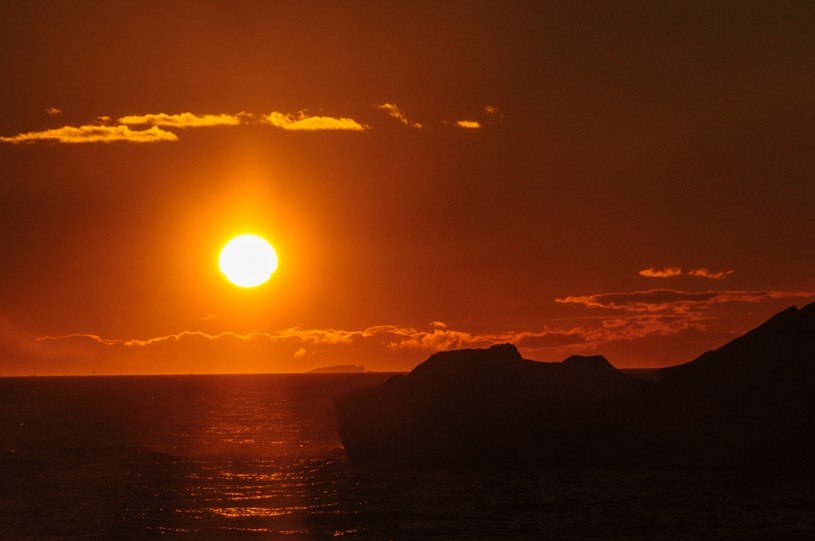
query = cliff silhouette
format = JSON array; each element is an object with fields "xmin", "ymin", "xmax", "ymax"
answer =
[{"xmin": 334, "ymin": 302, "xmax": 815, "ymax": 468}]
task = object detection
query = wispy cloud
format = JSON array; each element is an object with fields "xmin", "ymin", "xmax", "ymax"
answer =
[
  {"xmin": 35, "ymin": 325, "xmax": 557, "ymax": 359},
  {"xmin": 0, "ymin": 124, "xmax": 178, "ymax": 144},
  {"xmin": 374, "ymin": 103, "xmax": 422, "ymax": 128},
  {"xmin": 25, "ymin": 316, "xmax": 729, "ymax": 372},
  {"xmin": 3, "ymin": 104, "xmax": 497, "ymax": 144},
  {"xmin": 36, "ymin": 332, "xmax": 112, "ymax": 345},
  {"xmin": 556, "ymin": 288, "xmax": 814, "ymax": 312},
  {"xmin": 455, "ymin": 120, "xmax": 481, "ymax": 129},
  {"xmin": 639, "ymin": 266, "xmax": 734, "ymax": 280},
  {"xmin": 118, "ymin": 112, "xmax": 246, "ymax": 128},
  {"xmin": 37, "ymin": 330, "xmax": 278, "ymax": 347},
  {"xmin": 639, "ymin": 267, "xmax": 682, "ymax": 278},
  {"xmin": 549, "ymin": 288, "xmax": 815, "ymax": 364},
  {"xmin": 688, "ymin": 268, "xmax": 734, "ymax": 280},
  {"xmin": 261, "ymin": 111, "xmax": 367, "ymax": 131},
  {"xmin": 23, "ymin": 287, "xmax": 815, "ymax": 373}
]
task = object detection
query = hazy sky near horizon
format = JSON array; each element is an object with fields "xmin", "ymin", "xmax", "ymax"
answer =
[{"xmin": 2, "ymin": 1, "xmax": 814, "ymax": 375}]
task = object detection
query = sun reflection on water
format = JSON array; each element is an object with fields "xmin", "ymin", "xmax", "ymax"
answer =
[{"xmin": 175, "ymin": 458, "xmax": 349, "ymax": 531}]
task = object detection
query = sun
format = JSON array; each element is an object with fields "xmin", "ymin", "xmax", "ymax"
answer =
[{"xmin": 219, "ymin": 234, "xmax": 278, "ymax": 287}]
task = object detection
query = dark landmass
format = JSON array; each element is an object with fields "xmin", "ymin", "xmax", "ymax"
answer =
[
  {"xmin": 334, "ymin": 302, "xmax": 815, "ymax": 468},
  {"xmin": 620, "ymin": 368, "xmax": 660, "ymax": 382},
  {"xmin": 308, "ymin": 365, "xmax": 366, "ymax": 374}
]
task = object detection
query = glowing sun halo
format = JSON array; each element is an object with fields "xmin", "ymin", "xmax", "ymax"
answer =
[{"xmin": 219, "ymin": 234, "xmax": 278, "ymax": 287}]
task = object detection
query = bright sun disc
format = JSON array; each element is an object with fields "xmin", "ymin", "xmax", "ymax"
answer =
[{"xmin": 219, "ymin": 234, "xmax": 278, "ymax": 287}]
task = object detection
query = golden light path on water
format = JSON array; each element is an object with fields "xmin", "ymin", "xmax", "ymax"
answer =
[{"xmin": 174, "ymin": 459, "xmax": 357, "ymax": 537}]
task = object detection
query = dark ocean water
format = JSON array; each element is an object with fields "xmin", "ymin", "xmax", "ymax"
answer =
[{"xmin": 1, "ymin": 374, "xmax": 813, "ymax": 540}]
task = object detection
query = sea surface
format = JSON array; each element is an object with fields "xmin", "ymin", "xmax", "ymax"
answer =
[{"xmin": 1, "ymin": 374, "xmax": 813, "ymax": 540}]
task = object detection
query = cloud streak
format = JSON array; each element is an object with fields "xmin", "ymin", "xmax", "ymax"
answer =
[
  {"xmin": 25, "ymin": 316, "xmax": 730, "ymax": 372},
  {"xmin": 556, "ymin": 288, "xmax": 814, "ymax": 312},
  {"xmin": 23, "ymin": 287, "xmax": 815, "ymax": 373},
  {"xmin": 3, "ymin": 104, "xmax": 498, "ymax": 144},
  {"xmin": 36, "ymin": 330, "xmax": 280, "ymax": 347},
  {"xmin": 639, "ymin": 267, "xmax": 735, "ymax": 280},
  {"xmin": 35, "ymin": 325, "xmax": 575, "ymax": 360},
  {"xmin": 0, "ymin": 124, "xmax": 179, "ymax": 144},
  {"xmin": 455, "ymin": 120, "xmax": 481, "ymax": 129},
  {"xmin": 118, "ymin": 112, "xmax": 246, "ymax": 128},
  {"xmin": 261, "ymin": 112, "xmax": 367, "ymax": 131},
  {"xmin": 688, "ymin": 268, "xmax": 734, "ymax": 280},
  {"xmin": 36, "ymin": 326, "xmax": 490, "ymax": 350},
  {"xmin": 639, "ymin": 267, "xmax": 682, "ymax": 278}
]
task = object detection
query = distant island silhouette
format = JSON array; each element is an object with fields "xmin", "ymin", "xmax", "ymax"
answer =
[
  {"xmin": 334, "ymin": 302, "xmax": 815, "ymax": 468},
  {"xmin": 308, "ymin": 365, "xmax": 366, "ymax": 374}
]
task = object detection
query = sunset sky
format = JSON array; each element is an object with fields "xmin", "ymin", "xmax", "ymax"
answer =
[{"xmin": 2, "ymin": 1, "xmax": 814, "ymax": 375}]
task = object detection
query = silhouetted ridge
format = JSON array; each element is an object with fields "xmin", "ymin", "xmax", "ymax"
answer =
[
  {"xmin": 334, "ymin": 302, "xmax": 815, "ymax": 468},
  {"xmin": 659, "ymin": 301, "xmax": 815, "ymax": 384},
  {"xmin": 654, "ymin": 301, "xmax": 815, "ymax": 466}
]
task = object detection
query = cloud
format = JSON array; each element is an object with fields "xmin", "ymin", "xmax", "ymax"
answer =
[
  {"xmin": 4, "ymin": 104, "xmax": 495, "ymax": 145},
  {"xmin": 455, "ymin": 120, "xmax": 481, "ymax": 129},
  {"xmin": 36, "ymin": 332, "xmax": 114, "ymax": 345},
  {"xmin": 0, "ymin": 124, "xmax": 178, "ymax": 144},
  {"xmin": 32, "ymin": 324, "xmax": 619, "ymax": 360},
  {"xmin": 26, "ymin": 319, "xmax": 708, "ymax": 372},
  {"xmin": 261, "ymin": 111, "xmax": 367, "ymax": 131},
  {"xmin": 118, "ymin": 112, "xmax": 246, "ymax": 128},
  {"xmin": 556, "ymin": 288, "xmax": 815, "ymax": 313},
  {"xmin": 688, "ymin": 268, "xmax": 734, "ymax": 280},
  {"xmin": 24, "ymin": 288, "xmax": 815, "ymax": 374},
  {"xmin": 36, "ymin": 327, "xmax": 376, "ymax": 349},
  {"xmin": 37, "ymin": 330, "xmax": 278, "ymax": 347},
  {"xmin": 552, "ymin": 287, "xmax": 815, "ymax": 362},
  {"xmin": 550, "ymin": 289, "xmax": 815, "ymax": 365},
  {"xmin": 639, "ymin": 267, "xmax": 682, "ymax": 278},
  {"xmin": 378, "ymin": 325, "xmax": 498, "ymax": 352},
  {"xmin": 34, "ymin": 325, "xmax": 521, "ymax": 360},
  {"xmin": 374, "ymin": 103, "xmax": 422, "ymax": 128},
  {"xmin": 639, "ymin": 267, "xmax": 734, "ymax": 279}
]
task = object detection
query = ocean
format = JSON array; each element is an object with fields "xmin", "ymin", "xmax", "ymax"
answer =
[{"xmin": 1, "ymin": 374, "xmax": 813, "ymax": 540}]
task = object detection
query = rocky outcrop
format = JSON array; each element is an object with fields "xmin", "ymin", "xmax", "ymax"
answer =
[{"xmin": 334, "ymin": 302, "xmax": 815, "ymax": 468}]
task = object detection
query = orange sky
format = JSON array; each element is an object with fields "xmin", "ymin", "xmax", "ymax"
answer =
[{"xmin": 2, "ymin": 1, "xmax": 814, "ymax": 375}]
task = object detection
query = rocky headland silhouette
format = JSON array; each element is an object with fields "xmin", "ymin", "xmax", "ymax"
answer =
[{"xmin": 334, "ymin": 302, "xmax": 815, "ymax": 468}]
